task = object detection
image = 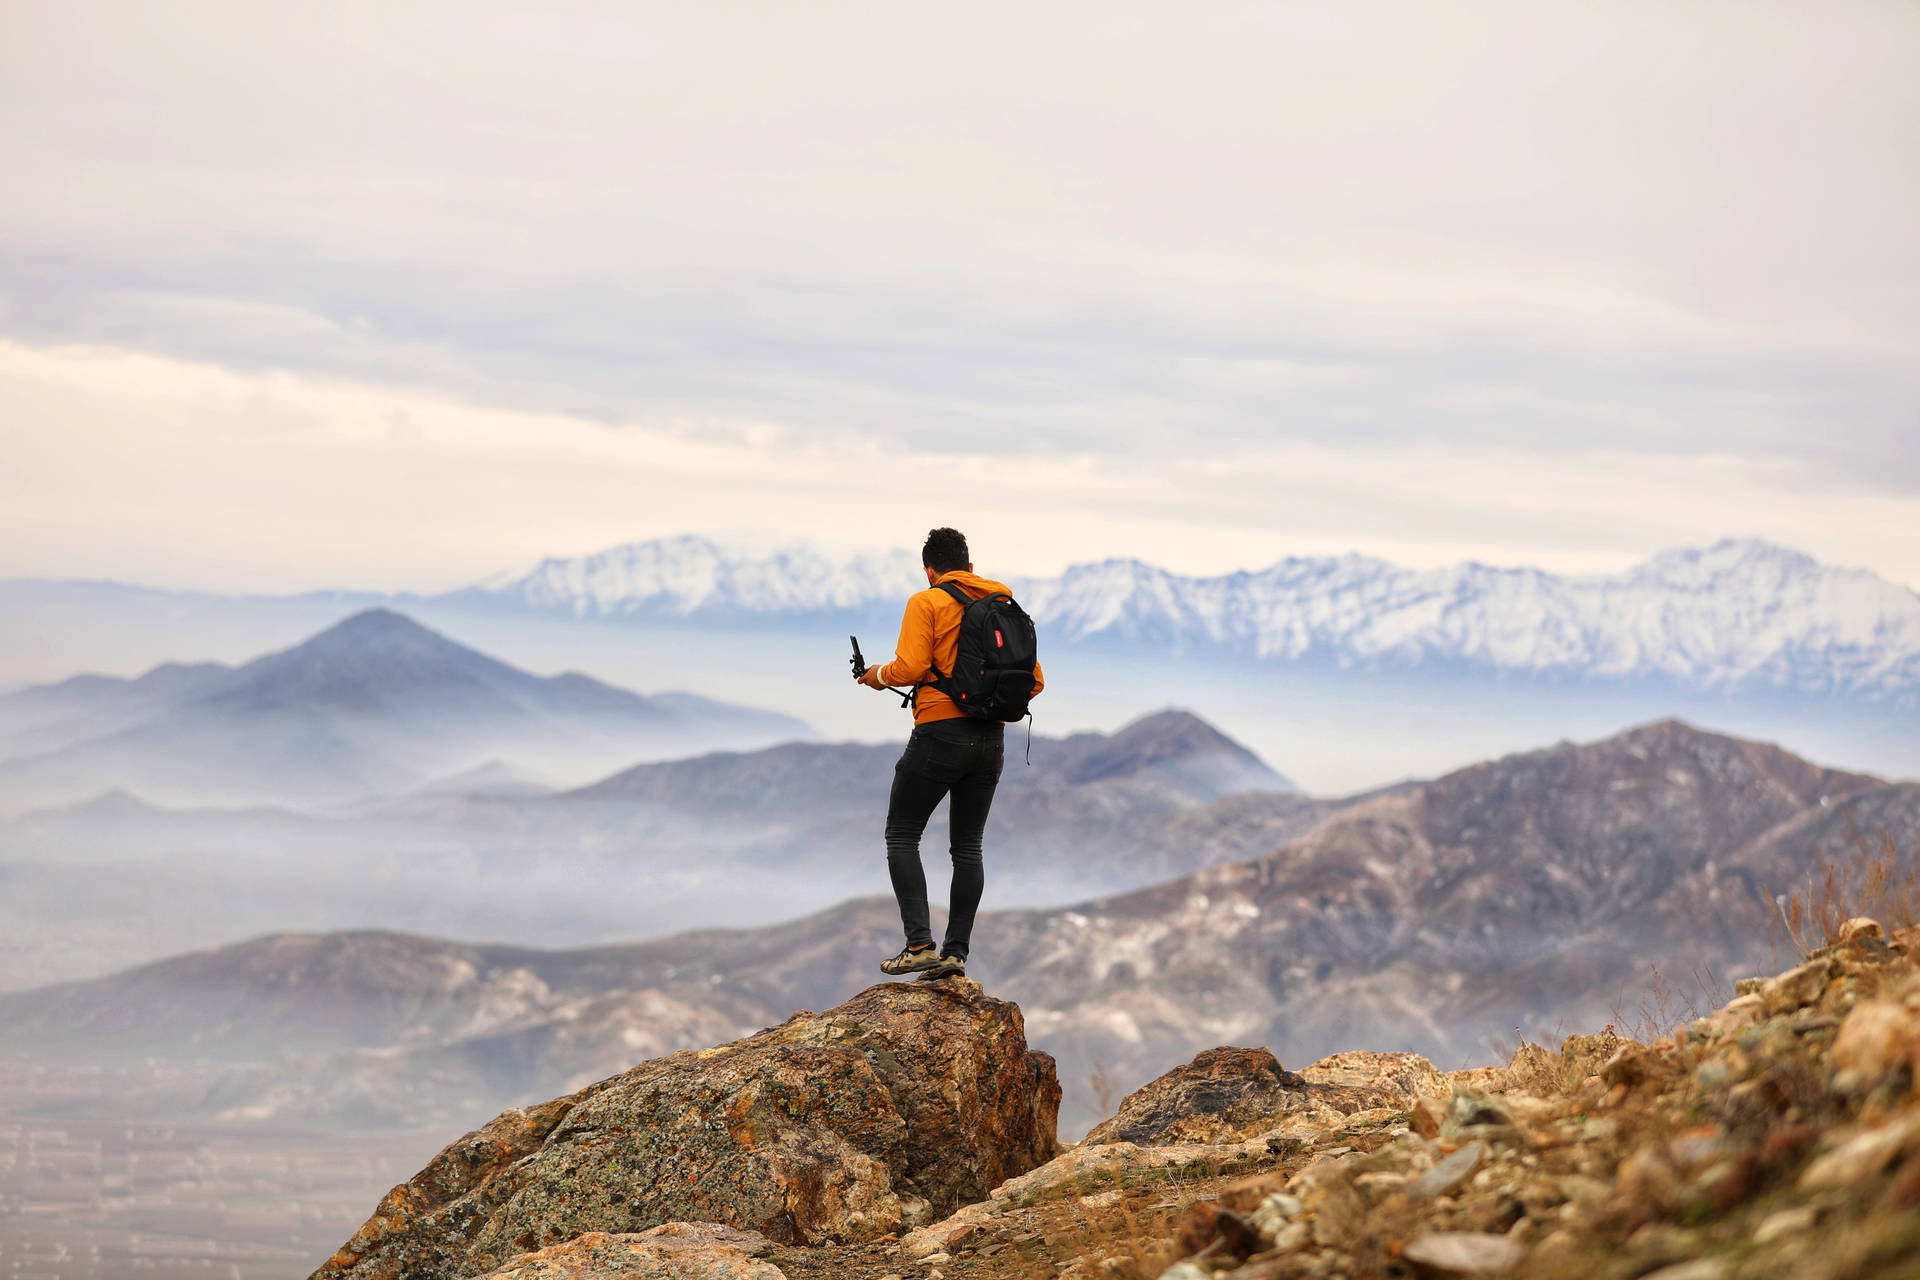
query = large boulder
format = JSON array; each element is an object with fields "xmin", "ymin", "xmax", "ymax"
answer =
[
  {"xmin": 314, "ymin": 980, "xmax": 1058, "ymax": 1280},
  {"xmin": 1084, "ymin": 1045, "xmax": 1445, "ymax": 1146}
]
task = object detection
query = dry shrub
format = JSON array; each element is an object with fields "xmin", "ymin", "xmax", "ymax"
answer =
[
  {"xmin": 1610, "ymin": 962, "xmax": 1728, "ymax": 1045},
  {"xmin": 1088, "ymin": 1059, "xmax": 1119, "ymax": 1120},
  {"xmin": 1765, "ymin": 828, "xmax": 1918, "ymax": 960}
]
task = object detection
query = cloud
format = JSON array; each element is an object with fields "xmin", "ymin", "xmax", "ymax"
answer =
[
  {"xmin": 3, "ymin": 340, "xmax": 1916, "ymax": 593},
  {"xmin": 0, "ymin": 1, "xmax": 1915, "ymax": 582}
]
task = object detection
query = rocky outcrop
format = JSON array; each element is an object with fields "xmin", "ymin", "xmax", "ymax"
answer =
[
  {"xmin": 1083, "ymin": 1045, "xmax": 1448, "ymax": 1146},
  {"xmin": 315, "ymin": 979, "xmax": 1058, "ymax": 1280},
  {"xmin": 1155, "ymin": 919, "xmax": 1920, "ymax": 1278},
  {"xmin": 1084, "ymin": 1048, "xmax": 1308, "ymax": 1145}
]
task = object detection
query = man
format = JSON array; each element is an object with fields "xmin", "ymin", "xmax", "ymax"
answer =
[{"xmin": 858, "ymin": 527, "xmax": 1044, "ymax": 981}]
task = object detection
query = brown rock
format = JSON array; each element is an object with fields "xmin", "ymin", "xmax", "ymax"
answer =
[
  {"xmin": 1083, "ymin": 1046, "xmax": 1314, "ymax": 1145},
  {"xmin": 981, "ymin": 1139, "xmax": 1237, "ymax": 1210},
  {"xmin": 318, "ymin": 1098, "xmax": 588, "ymax": 1280},
  {"xmin": 314, "ymin": 980, "xmax": 1058, "ymax": 1280},
  {"xmin": 1616, "ymin": 1145, "xmax": 1682, "ymax": 1212},
  {"xmin": 1173, "ymin": 1201, "xmax": 1262, "ymax": 1261},
  {"xmin": 1409, "ymin": 1141, "xmax": 1487, "ymax": 1199},
  {"xmin": 1751, "ymin": 1204, "xmax": 1817, "ymax": 1244},
  {"xmin": 1685, "ymin": 994, "xmax": 1765, "ymax": 1043},
  {"xmin": 1294, "ymin": 1159, "xmax": 1366, "ymax": 1249},
  {"xmin": 1401, "ymin": 1231, "xmax": 1524, "ymax": 1276},
  {"xmin": 899, "ymin": 1201, "xmax": 996, "ymax": 1260},
  {"xmin": 1756, "ymin": 1123, "xmax": 1818, "ymax": 1173},
  {"xmin": 1157, "ymin": 1265, "xmax": 1212, "ymax": 1280},
  {"xmin": 1798, "ymin": 1115, "xmax": 1920, "ymax": 1190},
  {"xmin": 1444, "ymin": 1064, "xmax": 1513, "ymax": 1094},
  {"xmin": 1664, "ymin": 1127, "xmax": 1726, "ymax": 1173},
  {"xmin": 1560, "ymin": 1031, "xmax": 1639, "ymax": 1082},
  {"xmin": 1600, "ymin": 1044, "xmax": 1658, "ymax": 1090},
  {"xmin": 1410, "ymin": 1096, "xmax": 1447, "ymax": 1138},
  {"xmin": 470, "ymin": 1225, "xmax": 785, "ymax": 1279},
  {"xmin": 1299, "ymin": 1049, "xmax": 1447, "ymax": 1107},
  {"xmin": 1837, "ymin": 917, "xmax": 1886, "ymax": 945},
  {"xmin": 1830, "ymin": 999, "xmax": 1918, "ymax": 1090},
  {"xmin": 1504, "ymin": 1042, "xmax": 1562, "ymax": 1094},
  {"xmin": 1441, "ymin": 1091, "xmax": 1513, "ymax": 1136},
  {"xmin": 628, "ymin": 1224, "xmax": 775, "ymax": 1256},
  {"xmin": 1759, "ymin": 958, "xmax": 1832, "ymax": 1016},
  {"xmin": 1638, "ymin": 1261, "xmax": 1729, "ymax": 1280}
]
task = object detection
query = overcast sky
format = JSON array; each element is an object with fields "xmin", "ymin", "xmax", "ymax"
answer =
[{"xmin": 3, "ymin": 1, "xmax": 1917, "ymax": 590}]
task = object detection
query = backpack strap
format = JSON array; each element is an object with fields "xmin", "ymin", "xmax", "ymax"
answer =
[
  {"xmin": 926, "ymin": 580, "xmax": 979, "ymax": 685},
  {"xmin": 934, "ymin": 580, "xmax": 977, "ymax": 609}
]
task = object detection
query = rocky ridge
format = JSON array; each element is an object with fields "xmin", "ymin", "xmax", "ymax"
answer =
[
  {"xmin": 319, "ymin": 916, "xmax": 1920, "ymax": 1279},
  {"xmin": 1101, "ymin": 916, "xmax": 1920, "ymax": 1279},
  {"xmin": 878, "ymin": 919, "xmax": 1920, "ymax": 1280}
]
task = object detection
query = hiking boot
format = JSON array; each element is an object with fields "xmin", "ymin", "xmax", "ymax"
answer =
[
  {"xmin": 880, "ymin": 944, "xmax": 942, "ymax": 976},
  {"xmin": 917, "ymin": 953, "xmax": 967, "ymax": 981}
]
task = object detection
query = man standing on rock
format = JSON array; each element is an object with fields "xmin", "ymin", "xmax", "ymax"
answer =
[{"xmin": 857, "ymin": 527, "xmax": 1044, "ymax": 981}]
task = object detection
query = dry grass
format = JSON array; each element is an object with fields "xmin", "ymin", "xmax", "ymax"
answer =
[
  {"xmin": 994, "ymin": 1152, "xmax": 1283, "ymax": 1277},
  {"xmin": 1608, "ymin": 961, "xmax": 1729, "ymax": 1046},
  {"xmin": 1766, "ymin": 828, "xmax": 1918, "ymax": 960},
  {"xmin": 1000, "ymin": 1197, "xmax": 1181, "ymax": 1279}
]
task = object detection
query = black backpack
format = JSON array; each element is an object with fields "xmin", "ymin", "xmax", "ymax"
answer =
[{"xmin": 925, "ymin": 581, "xmax": 1038, "ymax": 722}]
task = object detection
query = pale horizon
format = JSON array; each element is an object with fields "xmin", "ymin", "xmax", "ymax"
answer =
[{"xmin": 4, "ymin": 499, "xmax": 1915, "ymax": 601}]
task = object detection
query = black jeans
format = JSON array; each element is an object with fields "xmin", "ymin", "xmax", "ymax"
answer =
[{"xmin": 885, "ymin": 717, "xmax": 1004, "ymax": 960}]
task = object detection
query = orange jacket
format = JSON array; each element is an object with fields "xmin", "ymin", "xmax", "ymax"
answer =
[{"xmin": 877, "ymin": 570, "xmax": 1046, "ymax": 725}]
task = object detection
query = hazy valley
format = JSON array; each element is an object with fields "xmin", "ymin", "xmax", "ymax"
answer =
[{"xmin": 0, "ymin": 607, "xmax": 1322, "ymax": 990}]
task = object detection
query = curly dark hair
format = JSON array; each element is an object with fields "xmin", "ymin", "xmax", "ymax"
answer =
[{"xmin": 921, "ymin": 527, "xmax": 971, "ymax": 573}]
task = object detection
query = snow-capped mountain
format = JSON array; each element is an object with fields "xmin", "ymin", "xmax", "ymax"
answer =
[
  {"xmin": 462, "ymin": 535, "xmax": 922, "ymax": 619},
  {"xmin": 457, "ymin": 537, "xmax": 1920, "ymax": 705}
]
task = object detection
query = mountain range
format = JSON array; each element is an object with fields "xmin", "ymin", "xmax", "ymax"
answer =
[
  {"xmin": 461, "ymin": 535, "xmax": 1920, "ymax": 705},
  {"xmin": 0, "ymin": 608, "xmax": 810, "ymax": 812},
  {"xmin": 0, "ymin": 702, "xmax": 1314, "ymax": 990},
  {"xmin": 6, "ymin": 535, "xmax": 1917, "ymax": 793},
  {"xmin": 8, "ymin": 719, "xmax": 1911, "ymax": 1142}
]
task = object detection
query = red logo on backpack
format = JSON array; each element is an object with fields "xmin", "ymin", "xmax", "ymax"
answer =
[{"xmin": 994, "ymin": 629, "xmax": 1004, "ymax": 648}]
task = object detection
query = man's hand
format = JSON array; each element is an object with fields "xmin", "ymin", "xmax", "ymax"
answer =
[{"xmin": 858, "ymin": 664, "xmax": 887, "ymax": 690}]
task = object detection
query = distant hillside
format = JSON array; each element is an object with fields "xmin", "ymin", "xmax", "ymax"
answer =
[
  {"xmin": 569, "ymin": 708, "xmax": 1295, "ymax": 808},
  {"xmin": 7, "ymin": 720, "xmax": 1909, "ymax": 1137},
  {"xmin": 0, "ymin": 708, "xmax": 1318, "ymax": 989},
  {"xmin": 983, "ymin": 719, "xmax": 1902, "ymax": 1125},
  {"xmin": 554, "ymin": 708, "xmax": 1310, "ymax": 896},
  {"xmin": 0, "ymin": 609, "xmax": 811, "ymax": 812}
]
